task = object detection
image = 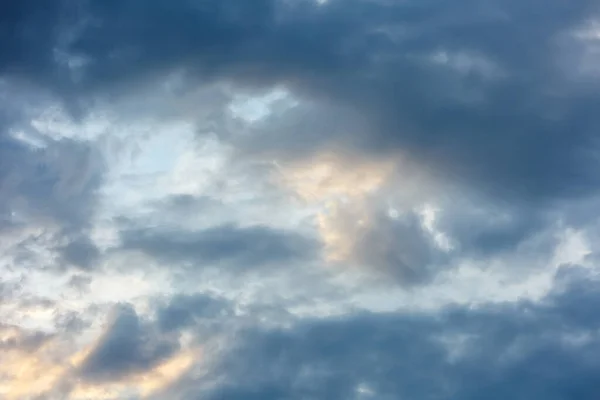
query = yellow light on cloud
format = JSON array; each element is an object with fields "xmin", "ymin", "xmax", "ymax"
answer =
[
  {"xmin": 277, "ymin": 152, "xmax": 394, "ymax": 263},
  {"xmin": 0, "ymin": 324, "xmax": 198, "ymax": 400}
]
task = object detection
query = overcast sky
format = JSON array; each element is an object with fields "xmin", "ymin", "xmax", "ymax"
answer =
[{"xmin": 2, "ymin": 1, "xmax": 600, "ymax": 399}]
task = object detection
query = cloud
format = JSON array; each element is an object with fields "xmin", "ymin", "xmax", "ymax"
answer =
[
  {"xmin": 77, "ymin": 304, "xmax": 180, "ymax": 382},
  {"xmin": 0, "ymin": 324, "xmax": 53, "ymax": 353},
  {"xmin": 56, "ymin": 234, "xmax": 101, "ymax": 271},
  {"xmin": 179, "ymin": 268, "xmax": 600, "ymax": 400},
  {"xmin": 72, "ymin": 349, "xmax": 197, "ymax": 400},
  {"xmin": 120, "ymin": 223, "xmax": 319, "ymax": 272},
  {"xmin": 0, "ymin": 306, "xmax": 198, "ymax": 399},
  {"xmin": 3, "ymin": 1, "xmax": 600, "ymax": 399},
  {"xmin": 0, "ymin": 96, "xmax": 105, "ymax": 279},
  {"xmin": 2, "ymin": 0, "xmax": 598, "ymax": 201},
  {"xmin": 0, "ymin": 325, "xmax": 80, "ymax": 400},
  {"xmin": 0, "ymin": 134, "xmax": 103, "ymax": 230},
  {"xmin": 3, "ymin": 0, "xmax": 600, "ymax": 282},
  {"xmin": 47, "ymin": 0, "xmax": 597, "ymax": 203},
  {"xmin": 156, "ymin": 294, "xmax": 232, "ymax": 333},
  {"xmin": 274, "ymin": 151, "xmax": 449, "ymax": 284},
  {"xmin": 0, "ymin": 1, "xmax": 64, "ymax": 80},
  {"xmin": 352, "ymin": 210, "xmax": 446, "ymax": 284}
]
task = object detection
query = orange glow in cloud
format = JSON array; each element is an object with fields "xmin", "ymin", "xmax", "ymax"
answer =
[
  {"xmin": 70, "ymin": 349, "xmax": 198, "ymax": 400},
  {"xmin": 278, "ymin": 153, "xmax": 394, "ymax": 204},
  {"xmin": 0, "ymin": 324, "xmax": 199, "ymax": 400},
  {"xmin": 317, "ymin": 202, "xmax": 369, "ymax": 262},
  {"xmin": 0, "ymin": 326, "xmax": 76, "ymax": 399},
  {"xmin": 277, "ymin": 152, "xmax": 394, "ymax": 263}
]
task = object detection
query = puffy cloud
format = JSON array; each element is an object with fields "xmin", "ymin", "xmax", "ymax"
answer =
[
  {"xmin": 0, "ymin": 324, "xmax": 82, "ymax": 400},
  {"xmin": 29, "ymin": 0, "xmax": 595, "ymax": 201},
  {"xmin": 0, "ymin": 305, "xmax": 200, "ymax": 399},
  {"xmin": 3, "ymin": 0, "xmax": 600, "ymax": 399},
  {"xmin": 184, "ymin": 268, "xmax": 600, "ymax": 400},
  {"xmin": 4, "ymin": 0, "xmax": 600, "ymax": 200},
  {"xmin": 77, "ymin": 304, "xmax": 180, "ymax": 382}
]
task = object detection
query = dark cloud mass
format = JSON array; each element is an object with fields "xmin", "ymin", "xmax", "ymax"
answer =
[
  {"xmin": 78, "ymin": 304, "xmax": 179, "ymax": 382},
  {"xmin": 57, "ymin": 234, "xmax": 101, "ymax": 270},
  {"xmin": 120, "ymin": 223, "xmax": 318, "ymax": 271},
  {"xmin": 186, "ymin": 268, "xmax": 600, "ymax": 400},
  {"xmin": 4, "ymin": 0, "xmax": 600, "ymax": 201},
  {"xmin": 4, "ymin": 0, "xmax": 600, "ymax": 399},
  {"xmin": 0, "ymin": 133, "xmax": 103, "ymax": 229},
  {"xmin": 156, "ymin": 293, "xmax": 232, "ymax": 333}
]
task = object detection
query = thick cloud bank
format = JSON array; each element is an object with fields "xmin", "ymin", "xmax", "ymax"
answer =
[{"xmin": 2, "ymin": 1, "xmax": 600, "ymax": 399}]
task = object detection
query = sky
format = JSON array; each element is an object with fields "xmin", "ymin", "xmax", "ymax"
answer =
[{"xmin": 1, "ymin": 0, "xmax": 600, "ymax": 399}]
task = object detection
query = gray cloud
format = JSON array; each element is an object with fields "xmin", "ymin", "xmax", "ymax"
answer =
[
  {"xmin": 0, "ymin": 2, "xmax": 63, "ymax": 80},
  {"xmin": 4, "ymin": 2, "xmax": 600, "ymax": 398},
  {"xmin": 2, "ymin": 0, "xmax": 599, "ymax": 283},
  {"xmin": 78, "ymin": 304, "xmax": 180, "ymax": 382},
  {"xmin": 54, "ymin": 310, "xmax": 91, "ymax": 335},
  {"xmin": 0, "ymin": 325, "xmax": 53, "ymax": 353},
  {"xmin": 2, "ymin": 0, "xmax": 599, "ymax": 202},
  {"xmin": 354, "ymin": 211, "xmax": 445, "ymax": 284},
  {"xmin": 120, "ymin": 223, "xmax": 319, "ymax": 272},
  {"xmin": 171, "ymin": 267, "xmax": 600, "ymax": 400},
  {"xmin": 155, "ymin": 293, "xmax": 232, "ymax": 333},
  {"xmin": 0, "ymin": 132, "xmax": 104, "ymax": 230},
  {"xmin": 10, "ymin": 0, "xmax": 590, "ymax": 202},
  {"xmin": 434, "ymin": 194, "xmax": 558, "ymax": 258},
  {"xmin": 0, "ymin": 132, "xmax": 105, "ymax": 279},
  {"xmin": 57, "ymin": 234, "xmax": 101, "ymax": 271}
]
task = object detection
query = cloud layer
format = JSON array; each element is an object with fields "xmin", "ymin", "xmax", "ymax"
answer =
[{"xmin": 2, "ymin": 0, "xmax": 600, "ymax": 399}]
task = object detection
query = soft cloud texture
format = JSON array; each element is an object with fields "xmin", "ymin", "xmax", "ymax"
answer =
[
  {"xmin": 2, "ymin": 0, "xmax": 600, "ymax": 399},
  {"xmin": 191, "ymin": 268, "xmax": 600, "ymax": 400}
]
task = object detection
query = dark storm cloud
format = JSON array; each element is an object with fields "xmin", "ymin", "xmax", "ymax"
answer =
[
  {"xmin": 5, "ymin": 0, "xmax": 590, "ymax": 287},
  {"xmin": 16, "ymin": 0, "xmax": 593, "ymax": 201},
  {"xmin": 167, "ymin": 266, "xmax": 600, "ymax": 400},
  {"xmin": 2, "ymin": 0, "xmax": 599, "ymax": 201},
  {"xmin": 78, "ymin": 304, "xmax": 179, "ymax": 382},
  {"xmin": 3, "ymin": 3, "xmax": 600, "ymax": 398},
  {"xmin": 1, "ymin": 0, "xmax": 597, "ymax": 287},
  {"xmin": 120, "ymin": 224, "xmax": 318, "ymax": 271},
  {"xmin": 0, "ymin": 1, "xmax": 63, "ymax": 78}
]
